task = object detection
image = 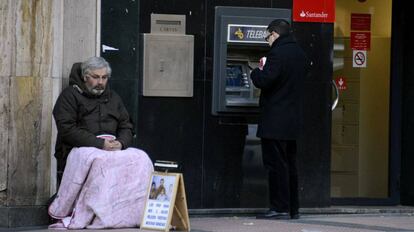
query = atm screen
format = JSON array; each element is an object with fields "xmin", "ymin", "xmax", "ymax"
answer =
[{"xmin": 226, "ymin": 64, "xmax": 244, "ymax": 87}]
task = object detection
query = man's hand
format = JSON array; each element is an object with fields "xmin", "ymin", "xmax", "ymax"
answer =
[{"xmin": 103, "ymin": 139, "xmax": 122, "ymax": 151}]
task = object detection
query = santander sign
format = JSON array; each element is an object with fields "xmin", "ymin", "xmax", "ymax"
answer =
[
  {"xmin": 293, "ymin": 0, "xmax": 335, "ymax": 23},
  {"xmin": 300, "ymin": 10, "xmax": 329, "ymax": 19}
]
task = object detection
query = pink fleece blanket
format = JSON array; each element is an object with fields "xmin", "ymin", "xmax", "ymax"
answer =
[{"xmin": 48, "ymin": 147, "xmax": 154, "ymax": 229}]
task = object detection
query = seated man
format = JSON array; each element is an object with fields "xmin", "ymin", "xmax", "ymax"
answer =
[{"xmin": 48, "ymin": 57, "xmax": 153, "ymax": 229}]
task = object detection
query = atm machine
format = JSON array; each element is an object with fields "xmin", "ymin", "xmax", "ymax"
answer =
[
  {"xmin": 211, "ymin": 7, "xmax": 292, "ymax": 208},
  {"xmin": 212, "ymin": 6, "xmax": 291, "ymax": 115}
]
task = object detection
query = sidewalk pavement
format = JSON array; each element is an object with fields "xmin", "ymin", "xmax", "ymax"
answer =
[{"xmin": 2, "ymin": 208, "xmax": 414, "ymax": 232}]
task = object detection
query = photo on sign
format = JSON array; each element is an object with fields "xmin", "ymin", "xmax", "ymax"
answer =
[{"xmin": 148, "ymin": 175, "xmax": 176, "ymax": 202}]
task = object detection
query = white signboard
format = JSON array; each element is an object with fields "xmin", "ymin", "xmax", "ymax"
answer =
[
  {"xmin": 141, "ymin": 172, "xmax": 190, "ymax": 231},
  {"xmin": 353, "ymin": 50, "xmax": 367, "ymax": 68},
  {"xmin": 142, "ymin": 174, "xmax": 177, "ymax": 230}
]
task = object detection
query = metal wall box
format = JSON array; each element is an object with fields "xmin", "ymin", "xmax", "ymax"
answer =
[
  {"xmin": 142, "ymin": 14, "xmax": 194, "ymax": 97},
  {"xmin": 151, "ymin": 14, "xmax": 186, "ymax": 35}
]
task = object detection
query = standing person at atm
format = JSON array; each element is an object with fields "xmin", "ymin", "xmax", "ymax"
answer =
[{"xmin": 250, "ymin": 19, "xmax": 309, "ymax": 220}]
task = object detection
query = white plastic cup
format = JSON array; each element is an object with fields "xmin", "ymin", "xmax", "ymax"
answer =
[
  {"xmin": 259, "ymin": 57, "xmax": 267, "ymax": 70},
  {"xmin": 96, "ymin": 134, "xmax": 116, "ymax": 140}
]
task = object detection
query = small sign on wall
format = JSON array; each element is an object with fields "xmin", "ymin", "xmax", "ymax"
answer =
[
  {"xmin": 335, "ymin": 77, "xmax": 348, "ymax": 91},
  {"xmin": 351, "ymin": 32, "xmax": 371, "ymax": 50},
  {"xmin": 227, "ymin": 24, "xmax": 268, "ymax": 44},
  {"xmin": 353, "ymin": 50, "xmax": 367, "ymax": 68},
  {"xmin": 351, "ymin": 13, "xmax": 371, "ymax": 31}
]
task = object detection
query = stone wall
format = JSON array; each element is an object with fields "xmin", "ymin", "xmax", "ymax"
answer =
[{"xmin": 0, "ymin": 0, "xmax": 98, "ymax": 227}]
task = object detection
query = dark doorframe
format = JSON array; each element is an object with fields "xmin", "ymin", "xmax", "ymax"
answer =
[{"xmin": 400, "ymin": 0, "xmax": 414, "ymax": 206}]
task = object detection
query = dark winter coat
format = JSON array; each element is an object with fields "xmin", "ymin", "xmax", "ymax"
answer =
[
  {"xmin": 250, "ymin": 34, "xmax": 308, "ymax": 140},
  {"xmin": 53, "ymin": 63, "xmax": 133, "ymax": 171}
]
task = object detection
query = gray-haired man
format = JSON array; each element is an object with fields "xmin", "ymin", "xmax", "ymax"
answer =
[{"xmin": 53, "ymin": 56, "xmax": 133, "ymax": 183}]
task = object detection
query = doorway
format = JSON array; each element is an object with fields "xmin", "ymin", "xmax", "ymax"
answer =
[{"xmin": 331, "ymin": 0, "xmax": 392, "ymax": 200}]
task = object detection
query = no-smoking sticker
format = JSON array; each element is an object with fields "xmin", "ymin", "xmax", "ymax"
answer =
[{"xmin": 353, "ymin": 50, "xmax": 367, "ymax": 68}]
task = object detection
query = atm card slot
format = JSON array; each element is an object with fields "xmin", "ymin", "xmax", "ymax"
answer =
[{"xmin": 226, "ymin": 98, "xmax": 259, "ymax": 107}]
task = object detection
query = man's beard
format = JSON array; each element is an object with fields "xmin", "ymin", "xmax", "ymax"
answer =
[{"xmin": 86, "ymin": 84, "xmax": 105, "ymax": 95}]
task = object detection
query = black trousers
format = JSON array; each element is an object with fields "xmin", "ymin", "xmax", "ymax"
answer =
[{"xmin": 261, "ymin": 138, "xmax": 299, "ymax": 214}]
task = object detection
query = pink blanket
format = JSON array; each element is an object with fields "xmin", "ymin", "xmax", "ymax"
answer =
[{"xmin": 48, "ymin": 147, "xmax": 154, "ymax": 229}]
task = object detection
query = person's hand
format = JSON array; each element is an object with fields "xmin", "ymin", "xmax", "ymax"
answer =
[
  {"xmin": 103, "ymin": 139, "xmax": 122, "ymax": 151},
  {"xmin": 109, "ymin": 140, "xmax": 122, "ymax": 151},
  {"xmin": 103, "ymin": 139, "xmax": 113, "ymax": 151}
]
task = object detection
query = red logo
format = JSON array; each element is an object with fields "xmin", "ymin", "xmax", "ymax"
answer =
[
  {"xmin": 335, "ymin": 77, "xmax": 347, "ymax": 91},
  {"xmin": 293, "ymin": 0, "xmax": 335, "ymax": 23}
]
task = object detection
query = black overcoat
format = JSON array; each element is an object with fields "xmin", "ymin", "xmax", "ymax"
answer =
[
  {"xmin": 250, "ymin": 35, "xmax": 308, "ymax": 140},
  {"xmin": 53, "ymin": 63, "xmax": 133, "ymax": 171}
]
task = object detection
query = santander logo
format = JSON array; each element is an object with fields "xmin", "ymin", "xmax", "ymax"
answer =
[{"xmin": 299, "ymin": 10, "xmax": 328, "ymax": 18}]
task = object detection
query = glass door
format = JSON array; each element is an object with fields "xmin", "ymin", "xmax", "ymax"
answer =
[{"xmin": 331, "ymin": 0, "xmax": 392, "ymax": 199}]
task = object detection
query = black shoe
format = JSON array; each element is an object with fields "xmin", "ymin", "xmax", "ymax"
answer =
[
  {"xmin": 257, "ymin": 210, "xmax": 290, "ymax": 220},
  {"xmin": 290, "ymin": 213, "xmax": 300, "ymax": 219}
]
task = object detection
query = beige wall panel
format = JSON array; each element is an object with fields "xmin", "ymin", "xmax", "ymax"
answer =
[
  {"xmin": 0, "ymin": 0, "xmax": 14, "ymax": 77},
  {"xmin": 36, "ymin": 77, "xmax": 52, "ymax": 203},
  {"xmin": 63, "ymin": 0, "xmax": 97, "ymax": 79},
  {"xmin": 15, "ymin": 0, "xmax": 54, "ymax": 78},
  {"xmin": 0, "ymin": 77, "xmax": 10, "ymax": 205},
  {"xmin": 8, "ymin": 76, "xmax": 51, "ymax": 205},
  {"xmin": 49, "ymin": 0, "xmax": 63, "ymax": 195},
  {"xmin": 51, "ymin": 0, "xmax": 63, "ymax": 79},
  {"xmin": 49, "ymin": 78, "xmax": 62, "ymax": 194}
]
